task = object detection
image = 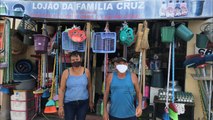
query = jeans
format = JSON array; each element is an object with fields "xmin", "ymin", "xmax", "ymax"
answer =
[
  {"xmin": 64, "ymin": 99, "xmax": 89, "ymax": 120},
  {"xmin": 109, "ymin": 115, "xmax": 137, "ymax": 120}
]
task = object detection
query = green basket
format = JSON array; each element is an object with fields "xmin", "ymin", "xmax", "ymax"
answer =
[{"xmin": 161, "ymin": 26, "xmax": 175, "ymax": 43}]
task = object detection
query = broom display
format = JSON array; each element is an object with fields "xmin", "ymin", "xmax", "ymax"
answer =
[{"xmin": 135, "ymin": 21, "xmax": 149, "ymax": 109}]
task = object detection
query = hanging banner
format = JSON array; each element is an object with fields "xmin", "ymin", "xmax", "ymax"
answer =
[{"xmin": 0, "ymin": 0, "xmax": 212, "ymax": 20}]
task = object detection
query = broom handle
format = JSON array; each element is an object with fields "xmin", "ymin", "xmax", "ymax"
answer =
[
  {"xmin": 165, "ymin": 43, "xmax": 172, "ymax": 108},
  {"xmin": 172, "ymin": 40, "xmax": 175, "ymax": 103},
  {"xmin": 142, "ymin": 50, "xmax": 146, "ymax": 96}
]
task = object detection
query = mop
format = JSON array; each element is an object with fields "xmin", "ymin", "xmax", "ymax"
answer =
[
  {"xmin": 163, "ymin": 42, "xmax": 172, "ymax": 120},
  {"xmin": 168, "ymin": 40, "xmax": 178, "ymax": 120}
]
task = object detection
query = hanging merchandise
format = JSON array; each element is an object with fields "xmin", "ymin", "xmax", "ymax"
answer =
[
  {"xmin": 161, "ymin": 26, "xmax": 175, "ymax": 43},
  {"xmin": 17, "ymin": 14, "xmax": 37, "ymax": 35},
  {"xmin": 200, "ymin": 22, "xmax": 213, "ymax": 42},
  {"xmin": 0, "ymin": 2, "xmax": 8, "ymax": 15},
  {"xmin": 119, "ymin": 22, "xmax": 134, "ymax": 47},
  {"xmin": 62, "ymin": 30, "xmax": 86, "ymax": 52},
  {"xmin": 14, "ymin": 59, "xmax": 33, "ymax": 74},
  {"xmin": 0, "ymin": 20, "xmax": 7, "ymax": 69},
  {"xmin": 53, "ymin": 27, "xmax": 61, "ymax": 108},
  {"xmin": 196, "ymin": 32, "xmax": 209, "ymax": 48},
  {"xmin": 12, "ymin": 4, "xmax": 25, "ymax": 17},
  {"xmin": 68, "ymin": 25, "xmax": 87, "ymax": 42},
  {"xmin": 34, "ymin": 34, "xmax": 50, "ymax": 54},
  {"xmin": 175, "ymin": 24, "xmax": 194, "ymax": 42},
  {"xmin": 169, "ymin": 40, "xmax": 178, "ymax": 120},
  {"xmin": 92, "ymin": 32, "xmax": 116, "ymax": 53},
  {"xmin": 23, "ymin": 33, "xmax": 34, "ymax": 45}
]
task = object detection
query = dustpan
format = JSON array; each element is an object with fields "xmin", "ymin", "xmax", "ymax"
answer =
[
  {"xmin": 42, "ymin": 88, "xmax": 50, "ymax": 98},
  {"xmin": 44, "ymin": 106, "xmax": 57, "ymax": 113},
  {"xmin": 169, "ymin": 103, "xmax": 178, "ymax": 113}
]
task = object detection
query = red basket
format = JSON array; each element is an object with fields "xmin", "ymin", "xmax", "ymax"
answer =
[{"xmin": 33, "ymin": 34, "xmax": 49, "ymax": 54}]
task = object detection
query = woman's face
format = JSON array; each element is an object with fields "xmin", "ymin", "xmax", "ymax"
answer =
[{"xmin": 70, "ymin": 55, "xmax": 81, "ymax": 63}]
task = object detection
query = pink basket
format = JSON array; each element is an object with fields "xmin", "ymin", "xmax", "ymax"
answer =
[{"xmin": 33, "ymin": 34, "xmax": 49, "ymax": 54}]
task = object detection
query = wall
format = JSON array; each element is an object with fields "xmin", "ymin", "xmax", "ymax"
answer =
[{"xmin": 186, "ymin": 18, "xmax": 212, "ymax": 119}]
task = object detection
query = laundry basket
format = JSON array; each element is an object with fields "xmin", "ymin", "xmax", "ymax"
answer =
[
  {"xmin": 92, "ymin": 32, "xmax": 116, "ymax": 53},
  {"xmin": 34, "ymin": 34, "xmax": 49, "ymax": 54},
  {"xmin": 62, "ymin": 31, "xmax": 86, "ymax": 52},
  {"xmin": 17, "ymin": 14, "xmax": 37, "ymax": 34}
]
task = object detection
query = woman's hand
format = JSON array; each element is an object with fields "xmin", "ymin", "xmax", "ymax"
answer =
[
  {"xmin": 89, "ymin": 101, "xmax": 94, "ymax": 112},
  {"xmin": 103, "ymin": 111, "xmax": 109, "ymax": 120},
  {"xmin": 58, "ymin": 107, "xmax": 64, "ymax": 118},
  {"xmin": 135, "ymin": 106, "xmax": 142, "ymax": 117}
]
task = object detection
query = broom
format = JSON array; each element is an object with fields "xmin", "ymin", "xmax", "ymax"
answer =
[{"xmin": 44, "ymin": 56, "xmax": 57, "ymax": 113}]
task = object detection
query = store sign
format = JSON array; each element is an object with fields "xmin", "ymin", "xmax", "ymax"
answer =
[
  {"xmin": 0, "ymin": 0, "xmax": 213, "ymax": 20},
  {"xmin": 195, "ymin": 45, "xmax": 213, "ymax": 55}
]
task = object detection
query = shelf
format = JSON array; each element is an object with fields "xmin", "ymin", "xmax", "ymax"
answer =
[{"xmin": 191, "ymin": 74, "xmax": 213, "ymax": 81}]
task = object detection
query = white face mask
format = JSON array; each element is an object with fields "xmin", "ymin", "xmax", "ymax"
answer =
[{"xmin": 116, "ymin": 64, "xmax": 128, "ymax": 73}]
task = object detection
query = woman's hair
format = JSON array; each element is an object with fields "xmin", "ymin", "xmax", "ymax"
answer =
[{"xmin": 70, "ymin": 51, "xmax": 81, "ymax": 58}]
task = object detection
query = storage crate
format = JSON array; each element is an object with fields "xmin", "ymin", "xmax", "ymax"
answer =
[
  {"xmin": 62, "ymin": 31, "xmax": 86, "ymax": 52},
  {"xmin": 11, "ymin": 90, "xmax": 34, "ymax": 101},
  {"xmin": 11, "ymin": 98, "xmax": 35, "ymax": 111},
  {"xmin": 10, "ymin": 108, "xmax": 35, "ymax": 120},
  {"xmin": 92, "ymin": 32, "xmax": 116, "ymax": 53}
]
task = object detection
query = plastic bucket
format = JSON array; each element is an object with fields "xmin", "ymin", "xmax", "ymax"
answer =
[
  {"xmin": 161, "ymin": 26, "xmax": 175, "ymax": 42},
  {"xmin": 13, "ymin": 4, "xmax": 25, "ymax": 17},
  {"xmin": 196, "ymin": 33, "xmax": 209, "ymax": 48},
  {"xmin": 176, "ymin": 24, "xmax": 194, "ymax": 41},
  {"xmin": 151, "ymin": 70, "xmax": 164, "ymax": 88},
  {"xmin": 34, "ymin": 34, "xmax": 49, "ymax": 54},
  {"xmin": 191, "ymin": 0, "xmax": 204, "ymax": 16}
]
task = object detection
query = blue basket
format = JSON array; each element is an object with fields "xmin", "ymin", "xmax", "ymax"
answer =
[
  {"xmin": 92, "ymin": 32, "xmax": 116, "ymax": 53},
  {"xmin": 62, "ymin": 32, "xmax": 86, "ymax": 52}
]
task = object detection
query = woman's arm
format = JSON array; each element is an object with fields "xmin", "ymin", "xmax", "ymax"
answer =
[
  {"xmin": 58, "ymin": 69, "xmax": 69, "ymax": 108},
  {"xmin": 85, "ymin": 68, "xmax": 94, "ymax": 109}
]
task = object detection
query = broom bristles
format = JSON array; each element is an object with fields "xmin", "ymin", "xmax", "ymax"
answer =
[{"xmin": 44, "ymin": 106, "xmax": 57, "ymax": 114}]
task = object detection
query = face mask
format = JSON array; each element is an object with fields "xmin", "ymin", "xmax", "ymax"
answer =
[
  {"xmin": 71, "ymin": 61, "xmax": 81, "ymax": 67},
  {"xmin": 116, "ymin": 64, "xmax": 128, "ymax": 73}
]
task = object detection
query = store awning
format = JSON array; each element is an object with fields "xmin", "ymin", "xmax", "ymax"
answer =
[{"xmin": 0, "ymin": 0, "xmax": 212, "ymax": 20}]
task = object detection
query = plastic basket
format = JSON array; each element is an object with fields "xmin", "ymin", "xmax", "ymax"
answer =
[
  {"xmin": 92, "ymin": 32, "xmax": 116, "ymax": 53},
  {"xmin": 17, "ymin": 14, "xmax": 37, "ymax": 34},
  {"xmin": 34, "ymin": 34, "xmax": 49, "ymax": 54},
  {"xmin": 13, "ymin": 4, "xmax": 25, "ymax": 17},
  {"xmin": 161, "ymin": 26, "xmax": 175, "ymax": 43},
  {"xmin": 62, "ymin": 31, "xmax": 86, "ymax": 52}
]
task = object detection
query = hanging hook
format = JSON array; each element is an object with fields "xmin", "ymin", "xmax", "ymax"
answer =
[
  {"xmin": 171, "ymin": 21, "xmax": 175, "ymax": 27},
  {"xmin": 104, "ymin": 22, "xmax": 110, "ymax": 32}
]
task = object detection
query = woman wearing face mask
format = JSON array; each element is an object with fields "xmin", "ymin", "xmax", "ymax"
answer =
[
  {"xmin": 58, "ymin": 51, "xmax": 94, "ymax": 120},
  {"xmin": 103, "ymin": 57, "xmax": 142, "ymax": 120}
]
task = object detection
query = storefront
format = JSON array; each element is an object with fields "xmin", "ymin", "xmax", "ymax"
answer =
[{"xmin": 0, "ymin": 0, "xmax": 212, "ymax": 119}]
